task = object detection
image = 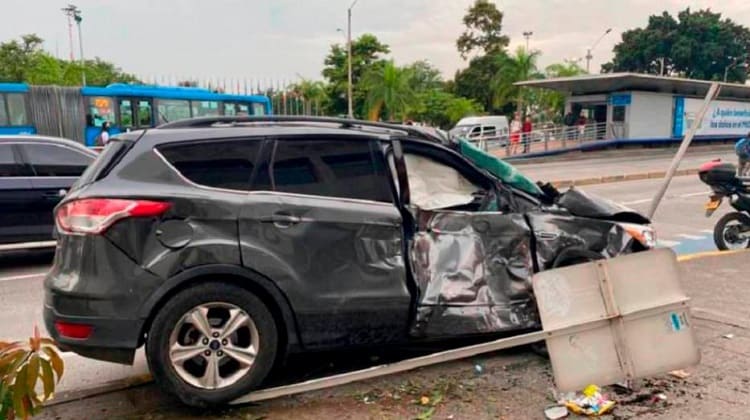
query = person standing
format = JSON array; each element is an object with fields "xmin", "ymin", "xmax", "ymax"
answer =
[
  {"xmin": 563, "ymin": 110, "xmax": 576, "ymax": 141},
  {"xmin": 96, "ymin": 121, "xmax": 111, "ymax": 147},
  {"xmin": 735, "ymin": 132, "xmax": 750, "ymax": 176},
  {"xmin": 522, "ymin": 115, "xmax": 533, "ymax": 154},
  {"xmin": 509, "ymin": 113, "xmax": 522, "ymax": 155}
]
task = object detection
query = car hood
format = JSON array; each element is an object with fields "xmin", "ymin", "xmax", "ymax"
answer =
[
  {"xmin": 458, "ymin": 139, "xmax": 543, "ymax": 197},
  {"xmin": 557, "ymin": 187, "xmax": 651, "ymax": 224}
]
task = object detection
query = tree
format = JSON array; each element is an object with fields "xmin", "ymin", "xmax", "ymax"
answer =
[
  {"xmin": 322, "ymin": 34, "xmax": 390, "ymax": 116},
  {"xmin": 404, "ymin": 60, "xmax": 443, "ymax": 92},
  {"xmin": 408, "ymin": 89, "xmax": 482, "ymax": 128},
  {"xmin": 456, "ymin": 0, "xmax": 510, "ymax": 60},
  {"xmin": 491, "ymin": 47, "xmax": 543, "ymax": 114},
  {"xmin": 0, "ymin": 34, "xmax": 139, "ymax": 86},
  {"xmin": 360, "ymin": 61, "xmax": 415, "ymax": 121},
  {"xmin": 604, "ymin": 8, "xmax": 750, "ymax": 83},
  {"xmin": 0, "ymin": 34, "xmax": 44, "ymax": 82},
  {"xmin": 290, "ymin": 79, "xmax": 327, "ymax": 115},
  {"xmin": 453, "ymin": 52, "xmax": 509, "ymax": 114}
]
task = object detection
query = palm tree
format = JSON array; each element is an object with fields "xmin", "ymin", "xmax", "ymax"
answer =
[
  {"xmin": 290, "ymin": 79, "xmax": 327, "ymax": 115},
  {"xmin": 489, "ymin": 47, "xmax": 543, "ymax": 113},
  {"xmin": 360, "ymin": 60, "xmax": 415, "ymax": 121}
]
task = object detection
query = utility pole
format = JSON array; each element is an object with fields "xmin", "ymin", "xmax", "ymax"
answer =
[
  {"xmin": 586, "ymin": 28, "xmax": 612, "ymax": 73},
  {"xmin": 522, "ymin": 31, "xmax": 533, "ymax": 51},
  {"xmin": 62, "ymin": 4, "xmax": 85, "ymax": 86},
  {"xmin": 347, "ymin": 0, "xmax": 359, "ymax": 119}
]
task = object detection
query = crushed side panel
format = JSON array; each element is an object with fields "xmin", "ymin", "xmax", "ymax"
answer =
[{"xmin": 410, "ymin": 211, "xmax": 538, "ymax": 337}]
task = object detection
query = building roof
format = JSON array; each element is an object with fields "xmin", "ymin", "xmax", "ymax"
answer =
[{"xmin": 515, "ymin": 72, "xmax": 750, "ymax": 100}]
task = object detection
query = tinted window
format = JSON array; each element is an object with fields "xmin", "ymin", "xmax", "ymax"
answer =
[
  {"xmin": 22, "ymin": 144, "xmax": 92, "ymax": 177},
  {"xmin": 159, "ymin": 140, "xmax": 263, "ymax": 190},
  {"xmin": 119, "ymin": 99, "xmax": 134, "ymax": 128},
  {"xmin": 271, "ymin": 139, "xmax": 392, "ymax": 202},
  {"xmin": 0, "ymin": 96, "xmax": 8, "ymax": 126},
  {"xmin": 192, "ymin": 100, "xmax": 220, "ymax": 117},
  {"xmin": 0, "ymin": 144, "xmax": 24, "ymax": 177}
]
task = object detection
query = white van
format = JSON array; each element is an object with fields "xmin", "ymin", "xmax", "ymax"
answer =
[{"xmin": 449, "ymin": 116, "xmax": 510, "ymax": 148}]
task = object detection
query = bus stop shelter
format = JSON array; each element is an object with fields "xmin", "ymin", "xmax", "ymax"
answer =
[{"xmin": 517, "ymin": 73, "xmax": 750, "ymax": 141}]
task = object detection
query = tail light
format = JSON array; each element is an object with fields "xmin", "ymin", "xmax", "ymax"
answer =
[
  {"xmin": 56, "ymin": 198, "xmax": 171, "ymax": 235},
  {"xmin": 55, "ymin": 321, "xmax": 93, "ymax": 339}
]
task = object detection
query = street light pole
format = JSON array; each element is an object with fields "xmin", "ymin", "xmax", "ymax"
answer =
[
  {"xmin": 522, "ymin": 31, "xmax": 533, "ymax": 51},
  {"xmin": 347, "ymin": 0, "xmax": 359, "ymax": 119},
  {"xmin": 585, "ymin": 28, "xmax": 612, "ymax": 73},
  {"xmin": 62, "ymin": 4, "xmax": 85, "ymax": 86}
]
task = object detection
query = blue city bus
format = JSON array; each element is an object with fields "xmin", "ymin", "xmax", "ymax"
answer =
[
  {"xmin": 0, "ymin": 83, "xmax": 36, "ymax": 135},
  {"xmin": 0, "ymin": 83, "xmax": 272, "ymax": 146}
]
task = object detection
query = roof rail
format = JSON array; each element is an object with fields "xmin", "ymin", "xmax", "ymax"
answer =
[{"xmin": 156, "ymin": 116, "xmax": 445, "ymax": 143}]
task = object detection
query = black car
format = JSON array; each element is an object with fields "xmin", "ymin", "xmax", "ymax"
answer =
[
  {"xmin": 0, "ymin": 135, "xmax": 96, "ymax": 246},
  {"xmin": 44, "ymin": 116, "xmax": 655, "ymax": 406}
]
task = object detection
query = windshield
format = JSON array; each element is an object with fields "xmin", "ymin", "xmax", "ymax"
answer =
[{"xmin": 449, "ymin": 125, "xmax": 476, "ymax": 137}]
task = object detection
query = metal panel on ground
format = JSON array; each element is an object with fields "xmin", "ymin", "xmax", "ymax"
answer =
[{"xmin": 533, "ymin": 248, "xmax": 699, "ymax": 391}]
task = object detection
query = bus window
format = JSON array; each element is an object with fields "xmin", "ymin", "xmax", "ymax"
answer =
[
  {"xmin": 223, "ymin": 102, "xmax": 249, "ymax": 116},
  {"xmin": 137, "ymin": 100, "xmax": 153, "ymax": 127},
  {"xmin": 6, "ymin": 94, "xmax": 28, "ymax": 125},
  {"xmin": 87, "ymin": 97, "xmax": 115, "ymax": 128},
  {"xmin": 0, "ymin": 96, "xmax": 8, "ymax": 125},
  {"xmin": 192, "ymin": 100, "xmax": 219, "ymax": 117},
  {"xmin": 157, "ymin": 99, "xmax": 191, "ymax": 124},
  {"xmin": 119, "ymin": 99, "xmax": 134, "ymax": 128},
  {"xmin": 252, "ymin": 103, "xmax": 266, "ymax": 116}
]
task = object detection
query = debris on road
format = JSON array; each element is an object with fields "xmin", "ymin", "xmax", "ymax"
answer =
[
  {"xmin": 723, "ymin": 333, "xmax": 735, "ymax": 339},
  {"xmin": 544, "ymin": 405, "xmax": 569, "ymax": 419},
  {"xmin": 669, "ymin": 369, "xmax": 691, "ymax": 380},
  {"xmin": 561, "ymin": 384, "xmax": 616, "ymax": 416}
]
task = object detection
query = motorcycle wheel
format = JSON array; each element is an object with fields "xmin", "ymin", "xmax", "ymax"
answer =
[{"xmin": 713, "ymin": 212, "xmax": 750, "ymax": 251}]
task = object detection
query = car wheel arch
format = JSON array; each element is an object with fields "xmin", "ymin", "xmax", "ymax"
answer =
[{"xmin": 137, "ymin": 264, "xmax": 302, "ymax": 356}]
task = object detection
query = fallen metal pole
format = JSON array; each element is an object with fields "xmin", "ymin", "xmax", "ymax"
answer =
[
  {"xmin": 0, "ymin": 240, "xmax": 57, "ymax": 252},
  {"xmin": 232, "ymin": 314, "xmax": 626, "ymax": 404},
  {"xmin": 647, "ymin": 82, "xmax": 721, "ymax": 218}
]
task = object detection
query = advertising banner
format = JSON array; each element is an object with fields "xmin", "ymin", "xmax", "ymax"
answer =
[{"xmin": 674, "ymin": 96, "xmax": 750, "ymax": 137}]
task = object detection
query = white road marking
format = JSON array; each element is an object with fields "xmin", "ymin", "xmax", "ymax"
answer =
[
  {"xmin": 680, "ymin": 192, "xmax": 709, "ymax": 198},
  {"xmin": 0, "ymin": 271, "xmax": 48, "ymax": 283},
  {"xmin": 677, "ymin": 234, "xmax": 706, "ymax": 240},
  {"xmin": 622, "ymin": 198, "xmax": 652, "ymax": 205},
  {"xmin": 701, "ymin": 229, "xmax": 715, "ymax": 234},
  {"xmin": 657, "ymin": 239, "xmax": 681, "ymax": 247}
]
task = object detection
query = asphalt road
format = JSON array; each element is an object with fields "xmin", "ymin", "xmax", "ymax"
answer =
[{"xmin": 0, "ymin": 157, "xmax": 733, "ymax": 397}]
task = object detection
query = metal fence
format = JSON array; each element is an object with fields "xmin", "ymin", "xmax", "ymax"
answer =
[{"xmin": 466, "ymin": 122, "xmax": 611, "ymax": 157}]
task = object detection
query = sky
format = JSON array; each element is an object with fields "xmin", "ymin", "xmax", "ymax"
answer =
[{"xmin": 3, "ymin": 0, "xmax": 750, "ymax": 87}]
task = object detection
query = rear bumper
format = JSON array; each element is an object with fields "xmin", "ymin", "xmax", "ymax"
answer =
[
  {"xmin": 43, "ymin": 304, "xmax": 142, "ymax": 364},
  {"xmin": 43, "ymin": 234, "xmax": 165, "ymax": 364}
]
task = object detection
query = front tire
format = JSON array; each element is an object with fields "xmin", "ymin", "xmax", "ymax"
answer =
[
  {"xmin": 146, "ymin": 282, "xmax": 278, "ymax": 407},
  {"xmin": 713, "ymin": 212, "xmax": 750, "ymax": 251}
]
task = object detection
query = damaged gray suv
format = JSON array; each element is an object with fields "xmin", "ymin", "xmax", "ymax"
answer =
[{"xmin": 44, "ymin": 116, "xmax": 655, "ymax": 406}]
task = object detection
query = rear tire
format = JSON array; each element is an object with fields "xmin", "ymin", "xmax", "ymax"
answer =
[
  {"xmin": 146, "ymin": 282, "xmax": 278, "ymax": 407},
  {"xmin": 713, "ymin": 212, "xmax": 750, "ymax": 251}
]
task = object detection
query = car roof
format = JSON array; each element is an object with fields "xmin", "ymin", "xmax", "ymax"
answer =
[
  {"xmin": 0, "ymin": 135, "xmax": 96, "ymax": 155},
  {"xmin": 125, "ymin": 116, "xmax": 448, "ymax": 147}
]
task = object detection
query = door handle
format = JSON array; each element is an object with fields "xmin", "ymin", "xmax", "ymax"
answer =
[{"xmin": 260, "ymin": 214, "xmax": 301, "ymax": 228}]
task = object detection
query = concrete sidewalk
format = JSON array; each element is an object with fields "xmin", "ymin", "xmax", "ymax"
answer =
[
  {"xmin": 516, "ymin": 146, "xmax": 735, "ymax": 187},
  {"xmin": 38, "ymin": 250, "xmax": 750, "ymax": 419}
]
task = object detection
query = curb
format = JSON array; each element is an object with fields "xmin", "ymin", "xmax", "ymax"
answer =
[
  {"xmin": 551, "ymin": 168, "xmax": 700, "ymax": 188},
  {"xmin": 676, "ymin": 248, "xmax": 747, "ymax": 262},
  {"xmin": 46, "ymin": 373, "xmax": 154, "ymax": 407}
]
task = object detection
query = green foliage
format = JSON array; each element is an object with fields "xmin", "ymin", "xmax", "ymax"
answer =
[
  {"xmin": 322, "ymin": 33, "xmax": 390, "ymax": 117},
  {"xmin": 0, "ymin": 327, "xmax": 65, "ymax": 420},
  {"xmin": 456, "ymin": 0, "xmax": 510, "ymax": 59},
  {"xmin": 604, "ymin": 8, "xmax": 750, "ymax": 82},
  {"xmin": 361, "ymin": 60, "xmax": 415, "ymax": 121},
  {"xmin": 289, "ymin": 79, "xmax": 327, "ymax": 115},
  {"xmin": 409, "ymin": 90, "xmax": 482, "ymax": 128},
  {"xmin": 0, "ymin": 34, "xmax": 139, "ymax": 86}
]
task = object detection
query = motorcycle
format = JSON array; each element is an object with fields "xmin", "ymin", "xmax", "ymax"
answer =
[{"xmin": 698, "ymin": 159, "xmax": 750, "ymax": 250}]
